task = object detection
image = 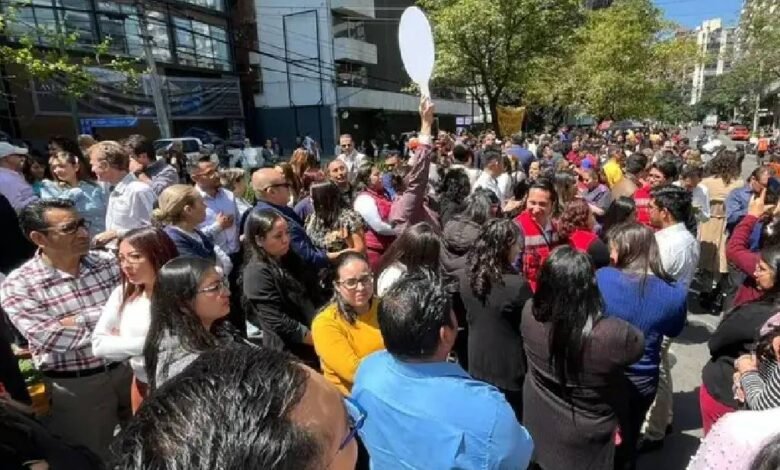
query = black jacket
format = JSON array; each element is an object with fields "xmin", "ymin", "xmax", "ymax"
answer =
[
  {"xmin": 440, "ymin": 218, "xmax": 482, "ymax": 278},
  {"xmin": 458, "ymin": 271, "xmax": 533, "ymax": 391},
  {"xmin": 702, "ymin": 297, "xmax": 777, "ymax": 408},
  {"xmin": 242, "ymin": 255, "xmax": 323, "ymax": 363}
]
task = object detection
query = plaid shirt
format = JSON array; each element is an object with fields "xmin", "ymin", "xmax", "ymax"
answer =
[{"xmin": 0, "ymin": 250, "xmax": 120, "ymax": 372}]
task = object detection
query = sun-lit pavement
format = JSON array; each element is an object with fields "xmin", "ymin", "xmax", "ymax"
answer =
[{"xmin": 637, "ymin": 128, "xmax": 755, "ymax": 469}]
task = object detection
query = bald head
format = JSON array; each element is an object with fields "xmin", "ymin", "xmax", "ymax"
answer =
[{"xmin": 252, "ymin": 168, "xmax": 290, "ymax": 206}]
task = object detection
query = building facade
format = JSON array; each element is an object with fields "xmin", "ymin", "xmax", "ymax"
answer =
[
  {"xmin": 0, "ymin": 0, "xmax": 251, "ymax": 147},
  {"xmin": 253, "ymin": 0, "xmax": 471, "ymax": 156},
  {"xmin": 689, "ymin": 18, "xmax": 735, "ymax": 105}
]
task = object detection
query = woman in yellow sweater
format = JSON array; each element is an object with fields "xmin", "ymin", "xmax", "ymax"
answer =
[{"xmin": 312, "ymin": 252, "xmax": 385, "ymax": 395}]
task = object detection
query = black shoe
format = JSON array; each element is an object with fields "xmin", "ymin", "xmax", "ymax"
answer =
[{"xmin": 637, "ymin": 437, "xmax": 664, "ymax": 453}]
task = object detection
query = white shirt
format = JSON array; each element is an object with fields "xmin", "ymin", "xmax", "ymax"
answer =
[
  {"xmin": 377, "ymin": 262, "xmax": 406, "ymax": 297},
  {"xmin": 473, "ymin": 171, "xmax": 507, "ymax": 202},
  {"xmin": 337, "ymin": 150, "xmax": 368, "ymax": 181},
  {"xmin": 0, "ymin": 167, "xmax": 38, "ymax": 212},
  {"xmin": 353, "ymin": 194, "xmax": 395, "ymax": 236},
  {"xmin": 105, "ymin": 173, "xmax": 155, "ymax": 236},
  {"xmin": 197, "ymin": 186, "xmax": 240, "ymax": 255},
  {"xmin": 92, "ymin": 286, "xmax": 151, "ymax": 382},
  {"xmin": 655, "ymin": 222, "xmax": 700, "ymax": 287}
]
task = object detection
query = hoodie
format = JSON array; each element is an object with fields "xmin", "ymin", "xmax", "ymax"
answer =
[{"xmin": 440, "ymin": 218, "xmax": 483, "ymax": 278}]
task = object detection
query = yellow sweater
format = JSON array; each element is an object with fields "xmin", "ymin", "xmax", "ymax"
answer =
[{"xmin": 311, "ymin": 298, "xmax": 385, "ymax": 395}]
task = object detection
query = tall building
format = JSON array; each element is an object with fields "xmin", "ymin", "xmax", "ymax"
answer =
[
  {"xmin": 689, "ymin": 18, "xmax": 735, "ymax": 105},
  {"xmin": 253, "ymin": 0, "xmax": 471, "ymax": 155},
  {"xmin": 0, "ymin": 0, "xmax": 251, "ymax": 144}
]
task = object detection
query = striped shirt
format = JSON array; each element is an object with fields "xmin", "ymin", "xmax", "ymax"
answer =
[
  {"xmin": 0, "ymin": 251, "xmax": 120, "ymax": 372},
  {"xmin": 741, "ymin": 359, "xmax": 780, "ymax": 411}
]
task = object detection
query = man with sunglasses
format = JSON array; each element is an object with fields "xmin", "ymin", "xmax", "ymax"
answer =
[
  {"xmin": 250, "ymin": 168, "xmax": 329, "ymax": 270},
  {"xmin": 336, "ymin": 134, "xmax": 367, "ymax": 183},
  {"xmin": 0, "ymin": 141, "xmax": 38, "ymax": 212},
  {"xmin": 1, "ymin": 199, "xmax": 130, "ymax": 460},
  {"xmin": 352, "ymin": 270, "xmax": 533, "ymax": 469}
]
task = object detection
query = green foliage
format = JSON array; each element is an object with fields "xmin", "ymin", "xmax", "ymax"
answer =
[
  {"xmin": 419, "ymin": 0, "xmax": 583, "ymax": 135},
  {"xmin": 531, "ymin": 0, "xmax": 697, "ymax": 121},
  {"xmin": 0, "ymin": 1, "xmax": 141, "ymax": 99}
]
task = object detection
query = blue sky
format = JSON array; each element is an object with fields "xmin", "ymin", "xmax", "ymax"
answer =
[{"xmin": 653, "ymin": 0, "xmax": 741, "ymax": 28}]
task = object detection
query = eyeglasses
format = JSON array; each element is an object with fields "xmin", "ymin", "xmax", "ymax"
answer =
[
  {"xmin": 337, "ymin": 274, "xmax": 373, "ymax": 290},
  {"xmin": 339, "ymin": 397, "xmax": 366, "ymax": 451},
  {"xmin": 196, "ymin": 277, "xmax": 230, "ymax": 295},
  {"xmin": 40, "ymin": 218, "xmax": 90, "ymax": 235},
  {"xmin": 118, "ymin": 252, "xmax": 146, "ymax": 266}
]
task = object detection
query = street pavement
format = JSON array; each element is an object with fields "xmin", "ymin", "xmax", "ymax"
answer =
[{"xmin": 637, "ymin": 129, "xmax": 754, "ymax": 469}]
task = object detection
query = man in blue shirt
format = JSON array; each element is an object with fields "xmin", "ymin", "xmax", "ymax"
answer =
[
  {"xmin": 249, "ymin": 168, "xmax": 329, "ymax": 270},
  {"xmin": 505, "ymin": 134, "xmax": 536, "ymax": 175},
  {"xmin": 725, "ymin": 166, "xmax": 772, "ymax": 233},
  {"xmin": 352, "ymin": 270, "xmax": 533, "ymax": 470}
]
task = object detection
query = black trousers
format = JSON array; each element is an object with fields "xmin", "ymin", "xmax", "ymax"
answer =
[{"xmin": 615, "ymin": 383, "xmax": 655, "ymax": 470}]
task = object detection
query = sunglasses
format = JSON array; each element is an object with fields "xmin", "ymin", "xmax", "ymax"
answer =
[{"xmin": 40, "ymin": 218, "xmax": 90, "ymax": 235}]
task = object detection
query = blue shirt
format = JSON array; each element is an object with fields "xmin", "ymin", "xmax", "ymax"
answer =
[
  {"xmin": 505, "ymin": 145, "xmax": 535, "ymax": 174},
  {"xmin": 197, "ymin": 187, "xmax": 240, "ymax": 255},
  {"xmin": 352, "ymin": 351, "xmax": 533, "ymax": 470},
  {"xmin": 725, "ymin": 185, "xmax": 752, "ymax": 232},
  {"xmin": 596, "ymin": 268, "xmax": 687, "ymax": 396},
  {"xmin": 40, "ymin": 180, "xmax": 107, "ymax": 237},
  {"xmin": 381, "ymin": 172, "xmax": 397, "ymax": 199}
]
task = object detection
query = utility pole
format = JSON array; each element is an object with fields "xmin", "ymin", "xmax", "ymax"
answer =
[{"xmin": 136, "ymin": 0, "xmax": 172, "ymax": 138}]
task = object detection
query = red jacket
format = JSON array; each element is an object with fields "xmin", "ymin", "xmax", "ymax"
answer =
[
  {"xmin": 727, "ymin": 214, "xmax": 764, "ymax": 308},
  {"xmin": 634, "ymin": 184, "xmax": 652, "ymax": 227},
  {"xmin": 569, "ymin": 229, "xmax": 598, "ymax": 254},
  {"xmin": 515, "ymin": 211, "xmax": 559, "ymax": 291}
]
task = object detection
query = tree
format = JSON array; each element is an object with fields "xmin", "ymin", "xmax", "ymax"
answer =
[
  {"xmin": 523, "ymin": 0, "xmax": 697, "ymax": 123},
  {"xmin": 0, "ymin": 1, "xmax": 139, "ymax": 133},
  {"xmin": 418, "ymin": 0, "xmax": 583, "ymax": 136}
]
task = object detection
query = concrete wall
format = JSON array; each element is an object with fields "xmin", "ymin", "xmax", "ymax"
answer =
[{"xmin": 254, "ymin": 104, "xmax": 335, "ymax": 156}]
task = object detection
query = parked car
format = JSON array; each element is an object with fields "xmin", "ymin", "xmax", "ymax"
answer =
[
  {"xmin": 154, "ymin": 137, "xmax": 216, "ymax": 172},
  {"xmin": 730, "ymin": 125, "xmax": 750, "ymax": 141},
  {"xmin": 718, "ymin": 121, "xmax": 730, "ymax": 131}
]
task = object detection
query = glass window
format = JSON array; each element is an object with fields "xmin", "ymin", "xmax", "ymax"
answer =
[
  {"xmin": 172, "ymin": 17, "xmax": 230, "ymax": 71},
  {"xmin": 58, "ymin": 9, "xmax": 94, "ymax": 45}
]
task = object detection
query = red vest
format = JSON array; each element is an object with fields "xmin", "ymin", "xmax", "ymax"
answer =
[
  {"xmin": 634, "ymin": 184, "xmax": 652, "ymax": 227},
  {"xmin": 515, "ymin": 211, "xmax": 559, "ymax": 292},
  {"xmin": 569, "ymin": 229, "xmax": 598, "ymax": 254},
  {"xmin": 360, "ymin": 189, "xmax": 395, "ymax": 253}
]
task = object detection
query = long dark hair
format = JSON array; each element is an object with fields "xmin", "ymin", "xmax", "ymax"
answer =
[
  {"xmin": 601, "ymin": 197, "xmax": 636, "ymax": 238},
  {"xmin": 144, "ymin": 257, "xmax": 222, "ymax": 391},
  {"xmin": 457, "ymin": 188, "xmax": 497, "ymax": 226},
  {"xmin": 310, "ymin": 180, "xmax": 342, "ymax": 227},
  {"xmin": 117, "ymin": 227, "xmax": 178, "ymax": 306},
  {"xmin": 377, "ymin": 222, "xmax": 441, "ymax": 274},
  {"xmin": 607, "ymin": 222, "xmax": 675, "ymax": 291},
  {"xmin": 438, "ymin": 169, "xmax": 471, "ymax": 204},
  {"xmin": 759, "ymin": 244, "xmax": 780, "ymax": 302},
  {"xmin": 241, "ymin": 209, "xmax": 309, "ymax": 299},
  {"xmin": 468, "ymin": 219, "xmax": 520, "ymax": 302},
  {"xmin": 532, "ymin": 246, "xmax": 602, "ymax": 387},
  {"xmin": 22, "ymin": 150, "xmax": 50, "ymax": 184},
  {"xmin": 329, "ymin": 251, "xmax": 372, "ymax": 325},
  {"xmin": 354, "ymin": 161, "xmax": 382, "ymax": 193}
]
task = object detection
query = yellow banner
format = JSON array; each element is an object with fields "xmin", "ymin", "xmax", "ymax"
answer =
[{"xmin": 497, "ymin": 106, "xmax": 526, "ymax": 136}]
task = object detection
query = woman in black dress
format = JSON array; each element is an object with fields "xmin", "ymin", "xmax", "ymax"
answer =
[
  {"xmin": 241, "ymin": 209, "xmax": 325, "ymax": 367},
  {"xmin": 459, "ymin": 218, "xmax": 532, "ymax": 421},
  {"xmin": 522, "ymin": 246, "xmax": 644, "ymax": 470}
]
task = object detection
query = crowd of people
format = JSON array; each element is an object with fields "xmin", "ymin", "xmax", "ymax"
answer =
[{"xmin": 1, "ymin": 99, "xmax": 780, "ymax": 470}]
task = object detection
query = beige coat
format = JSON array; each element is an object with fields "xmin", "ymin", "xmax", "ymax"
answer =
[{"xmin": 698, "ymin": 176, "xmax": 744, "ymax": 274}]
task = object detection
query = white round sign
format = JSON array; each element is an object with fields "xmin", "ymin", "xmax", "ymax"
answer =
[{"xmin": 398, "ymin": 7, "xmax": 435, "ymax": 98}]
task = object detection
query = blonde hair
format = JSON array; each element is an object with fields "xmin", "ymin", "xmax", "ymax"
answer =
[
  {"xmin": 219, "ymin": 168, "xmax": 246, "ymax": 191},
  {"xmin": 86, "ymin": 141, "xmax": 129, "ymax": 171},
  {"xmin": 153, "ymin": 184, "xmax": 199, "ymax": 225}
]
